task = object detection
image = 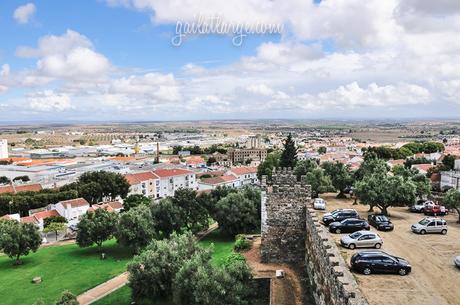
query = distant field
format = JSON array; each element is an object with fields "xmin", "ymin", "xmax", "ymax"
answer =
[
  {"xmin": 94, "ymin": 230, "xmax": 234, "ymax": 305},
  {"xmin": 0, "ymin": 240, "xmax": 132, "ymax": 305}
]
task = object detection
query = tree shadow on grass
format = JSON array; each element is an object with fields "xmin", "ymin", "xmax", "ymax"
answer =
[{"xmin": 66, "ymin": 241, "xmax": 132, "ymax": 261}]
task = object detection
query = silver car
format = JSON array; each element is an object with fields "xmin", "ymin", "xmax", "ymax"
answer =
[
  {"xmin": 340, "ymin": 230, "xmax": 383, "ymax": 249},
  {"xmin": 411, "ymin": 217, "xmax": 447, "ymax": 235},
  {"xmin": 455, "ymin": 256, "xmax": 460, "ymax": 268},
  {"xmin": 313, "ymin": 198, "xmax": 326, "ymax": 210}
]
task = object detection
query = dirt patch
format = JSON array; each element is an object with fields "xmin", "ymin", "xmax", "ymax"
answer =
[
  {"xmin": 243, "ymin": 238, "xmax": 305, "ymax": 305},
  {"xmin": 318, "ymin": 193, "xmax": 460, "ymax": 305}
]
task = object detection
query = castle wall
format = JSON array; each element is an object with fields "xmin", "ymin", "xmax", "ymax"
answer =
[{"xmin": 261, "ymin": 168, "xmax": 368, "ymax": 305}]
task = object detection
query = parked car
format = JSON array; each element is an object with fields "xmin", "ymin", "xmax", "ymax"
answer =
[
  {"xmin": 411, "ymin": 217, "xmax": 448, "ymax": 235},
  {"xmin": 367, "ymin": 214, "xmax": 394, "ymax": 231},
  {"xmin": 313, "ymin": 198, "xmax": 326, "ymax": 210},
  {"xmin": 340, "ymin": 231, "xmax": 383, "ymax": 249},
  {"xmin": 409, "ymin": 200, "xmax": 435, "ymax": 213},
  {"xmin": 329, "ymin": 218, "xmax": 370, "ymax": 234},
  {"xmin": 350, "ymin": 251, "xmax": 412, "ymax": 276},
  {"xmin": 424, "ymin": 205, "xmax": 448, "ymax": 216},
  {"xmin": 322, "ymin": 209, "xmax": 360, "ymax": 226},
  {"xmin": 455, "ymin": 256, "xmax": 460, "ymax": 268}
]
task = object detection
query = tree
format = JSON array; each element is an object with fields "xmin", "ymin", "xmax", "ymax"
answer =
[
  {"xmin": 354, "ymin": 174, "xmax": 416, "ymax": 215},
  {"xmin": 54, "ymin": 290, "xmax": 78, "ymax": 305},
  {"xmin": 43, "ymin": 222, "xmax": 67, "ymax": 241},
  {"xmin": 392, "ymin": 165, "xmax": 419, "ymax": 180},
  {"xmin": 127, "ymin": 232, "xmax": 208, "ymax": 301},
  {"xmin": 44, "ymin": 215, "xmax": 67, "ymax": 228},
  {"xmin": 321, "ymin": 161, "xmax": 354, "ymax": 198},
  {"xmin": 214, "ymin": 192, "xmax": 259, "ymax": 236},
  {"xmin": 123, "ymin": 194, "xmax": 151, "ymax": 212},
  {"xmin": 354, "ymin": 152, "xmax": 389, "ymax": 181},
  {"xmin": 150, "ymin": 198, "xmax": 184, "ymax": 238},
  {"xmin": 257, "ymin": 151, "xmax": 280, "ymax": 180},
  {"xmin": 206, "ymin": 156, "xmax": 217, "ymax": 166},
  {"xmin": 411, "ymin": 174, "xmax": 431, "ymax": 200},
  {"xmin": 317, "ymin": 146, "xmax": 327, "ymax": 154},
  {"xmin": 0, "ymin": 220, "xmax": 41, "ymax": 265},
  {"xmin": 293, "ymin": 159, "xmax": 318, "ymax": 179},
  {"xmin": 305, "ymin": 168, "xmax": 335, "ymax": 198},
  {"xmin": 279, "ymin": 134, "xmax": 297, "ymax": 168},
  {"xmin": 0, "ymin": 176, "xmax": 10, "ymax": 185},
  {"xmin": 442, "ymin": 154, "xmax": 456, "ymax": 170},
  {"xmin": 171, "ymin": 188, "xmax": 209, "ymax": 234},
  {"xmin": 116, "ymin": 205, "xmax": 156, "ymax": 254},
  {"xmin": 444, "ymin": 189, "xmax": 460, "ymax": 222},
  {"xmin": 173, "ymin": 252, "xmax": 252, "ymax": 305},
  {"xmin": 76, "ymin": 208, "xmax": 118, "ymax": 252},
  {"xmin": 77, "ymin": 171, "xmax": 130, "ymax": 202}
]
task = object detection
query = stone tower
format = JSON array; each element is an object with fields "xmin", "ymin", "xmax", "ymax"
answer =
[{"xmin": 260, "ymin": 167, "xmax": 311, "ymax": 263}]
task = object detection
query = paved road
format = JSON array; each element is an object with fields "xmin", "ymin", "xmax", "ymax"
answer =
[{"xmin": 77, "ymin": 272, "xmax": 129, "ymax": 305}]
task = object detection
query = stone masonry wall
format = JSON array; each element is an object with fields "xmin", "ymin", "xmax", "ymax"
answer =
[
  {"xmin": 261, "ymin": 168, "xmax": 310, "ymax": 263},
  {"xmin": 261, "ymin": 167, "xmax": 368, "ymax": 305},
  {"xmin": 305, "ymin": 207, "xmax": 368, "ymax": 305}
]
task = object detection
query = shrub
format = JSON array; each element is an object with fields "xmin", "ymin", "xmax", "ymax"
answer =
[{"xmin": 233, "ymin": 236, "xmax": 251, "ymax": 252}]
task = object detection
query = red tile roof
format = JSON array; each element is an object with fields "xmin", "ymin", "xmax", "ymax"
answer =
[
  {"xmin": 153, "ymin": 168, "xmax": 194, "ymax": 178},
  {"xmin": 229, "ymin": 167, "xmax": 257, "ymax": 175},
  {"xmin": 124, "ymin": 171, "xmax": 158, "ymax": 185},
  {"xmin": 201, "ymin": 175, "xmax": 238, "ymax": 185},
  {"xmin": 20, "ymin": 215, "xmax": 38, "ymax": 224},
  {"xmin": 0, "ymin": 183, "xmax": 42, "ymax": 194},
  {"xmin": 32, "ymin": 209, "xmax": 60, "ymax": 220},
  {"xmin": 58, "ymin": 198, "xmax": 90, "ymax": 208},
  {"xmin": 99, "ymin": 201, "xmax": 123, "ymax": 210}
]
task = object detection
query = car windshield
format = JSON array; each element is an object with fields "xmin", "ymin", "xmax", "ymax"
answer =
[
  {"xmin": 349, "ymin": 232, "xmax": 362, "ymax": 239},
  {"xmin": 375, "ymin": 216, "xmax": 389, "ymax": 222},
  {"xmin": 418, "ymin": 219, "xmax": 430, "ymax": 225},
  {"xmin": 331, "ymin": 210, "xmax": 341, "ymax": 216}
]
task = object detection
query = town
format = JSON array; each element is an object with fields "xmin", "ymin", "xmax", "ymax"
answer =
[{"xmin": 0, "ymin": 120, "xmax": 460, "ymax": 305}]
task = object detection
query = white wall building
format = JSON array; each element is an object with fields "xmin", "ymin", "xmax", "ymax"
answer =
[
  {"xmin": 198, "ymin": 175, "xmax": 240, "ymax": 191},
  {"xmin": 0, "ymin": 139, "xmax": 8, "ymax": 159},
  {"xmin": 53, "ymin": 198, "xmax": 90, "ymax": 227},
  {"xmin": 153, "ymin": 168, "xmax": 197, "ymax": 198},
  {"xmin": 440, "ymin": 161, "xmax": 460, "ymax": 191},
  {"xmin": 226, "ymin": 166, "xmax": 259, "ymax": 186}
]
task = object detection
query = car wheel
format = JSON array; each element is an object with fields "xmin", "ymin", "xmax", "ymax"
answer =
[
  {"xmin": 375, "ymin": 243, "xmax": 382, "ymax": 249},
  {"xmin": 348, "ymin": 243, "xmax": 356, "ymax": 250},
  {"xmin": 398, "ymin": 268, "xmax": 407, "ymax": 276},
  {"xmin": 335, "ymin": 229, "xmax": 341, "ymax": 234},
  {"xmin": 441, "ymin": 229, "xmax": 447, "ymax": 235},
  {"xmin": 363, "ymin": 267, "xmax": 372, "ymax": 275},
  {"xmin": 420, "ymin": 229, "xmax": 426, "ymax": 235}
]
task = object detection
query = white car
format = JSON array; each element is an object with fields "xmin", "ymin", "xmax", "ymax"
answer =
[
  {"xmin": 313, "ymin": 198, "xmax": 326, "ymax": 210},
  {"xmin": 340, "ymin": 231, "xmax": 383, "ymax": 249},
  {"xmin": 455, "ymin": 256, "xmax": 460, "ymax": 268}
]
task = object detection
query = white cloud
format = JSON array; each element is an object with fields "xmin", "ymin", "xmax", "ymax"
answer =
[
  {"xmin": 16, "ymin": 30, "xmax": 110, "ymax": 80},
  {"xmin": 1, "ymin": 64, "xmax": 10, "ymax": 77},
  {"xmin": 28, "ymin": 90, "xmax": 73, "ymax": 111},
  {"xmin": 246, "ymin": 84, "xmax": 274, "ymax": 96},
  {"xmin": 13, "ymin": 3, "xmax": 36, "ymax": 24}
]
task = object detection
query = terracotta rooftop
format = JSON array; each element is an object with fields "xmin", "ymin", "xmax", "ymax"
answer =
[
  {"xmin": 58, "ymin": 198, "xmax": 90, "ymax": 208},
  {"xmin": 229, "ymin": 167, "xmax": 257, "ymax": 175},
  {"xmin": 201, "ymin": 175, "xmax": 238, "ymax": 185},
  {"xmin": 0, "ymin": 183, "xmax": 42, "ymax": 195},
  {"xmin": 153, "ymin": 168, "xmax": 194, "ymax": 178},
  {"xmin": 32, "ymin": 209, "xmax": 60, "ymax": 220},
  {"xmin": 124, "ymin": 171, "xmax": 158, "ymax": 185}
]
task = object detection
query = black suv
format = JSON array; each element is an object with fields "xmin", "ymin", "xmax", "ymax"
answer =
[
  {"xmin": 322, "ymin": 209, "xmax": 359, "ymax": 226},
  {"xmin": 329, "ymin": 218, "xmax": 370, "ymax": 234},
  {"xmin": 350, "ymin": 251, "xmax": 412, "ymax": 276},
  {"xmin": 367, "ymin": 214, "xmax": 394, "ymax": 231}
]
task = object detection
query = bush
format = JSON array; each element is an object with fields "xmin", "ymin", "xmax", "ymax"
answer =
[{"xmin": 233, "ymin": 236, "xmax": 251, "ymax": 252}]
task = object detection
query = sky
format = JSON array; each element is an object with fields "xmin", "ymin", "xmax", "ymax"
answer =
[{"xmin": 1, "ymin": 0, "xmax": 460, "ymax": 122}]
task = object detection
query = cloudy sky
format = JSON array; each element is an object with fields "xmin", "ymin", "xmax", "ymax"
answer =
[{"xmin": 1, "ymin": 0, "xmax": 460, "ymax": 121}]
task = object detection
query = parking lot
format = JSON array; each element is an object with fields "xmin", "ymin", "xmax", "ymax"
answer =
[{"xmin": 317, "ymin": 193, "xmax": 460, "ymax": 305}]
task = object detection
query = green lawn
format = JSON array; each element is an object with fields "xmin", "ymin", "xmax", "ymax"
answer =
[
  {"xmin": 93, "ymin": 230, "xmax": 234, "ymax": 305},
  {"xmin": 0, "ymin": 240, "xmax": 132, "ymax": 305}
]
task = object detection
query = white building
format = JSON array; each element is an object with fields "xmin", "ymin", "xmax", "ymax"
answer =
[
  {"xmin": 226, "ymin": 166, "xmax": 259, "ymax": 186},
  {"xmin": 125, "ymin": 171, "xmax": 159, "ymax": 198},
  {"xmin": 440, "ymin": 160, "xmax": 460, "ymax": 191},
  {"xmin": 0, "ymin": 139, "xmax": 8, "ymax": 159},
  {"xmin": 198, "ymin": 175, "xmax": 240, "ymax": 191},
  {"xmin": 153, "ymin": 168, "xmax": 197, "ymax": 198},
  {"xmin": 53, "ymin": 198, "xmax": 90, "ymax": 227}
]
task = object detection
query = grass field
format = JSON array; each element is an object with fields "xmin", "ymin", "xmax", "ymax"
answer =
[
  {"xmin": 93, "ymin": 230, "xmax": 234, "ymax": 305},
  {"xmin": 0, "ymin": 240, "xmax": 132, "ymax": 305}
]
